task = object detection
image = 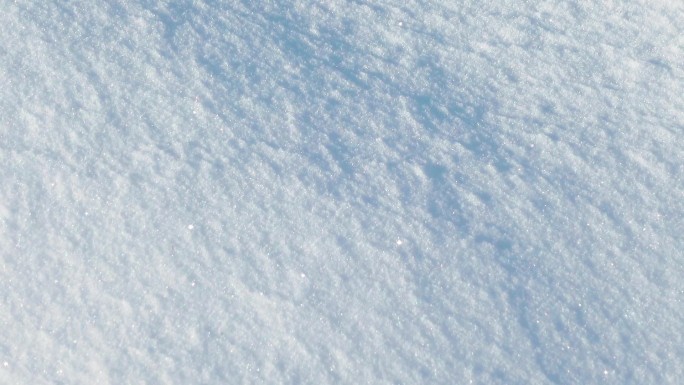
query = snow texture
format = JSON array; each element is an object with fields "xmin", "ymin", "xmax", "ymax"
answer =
[{"xmin": 1, "ymin": 1, "xmax": 682, "ymax": 384}]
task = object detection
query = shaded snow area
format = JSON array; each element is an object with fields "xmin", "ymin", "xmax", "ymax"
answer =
[{"xmin": 1, "ymin": 1, "xmax": 683, "ymax": 384}]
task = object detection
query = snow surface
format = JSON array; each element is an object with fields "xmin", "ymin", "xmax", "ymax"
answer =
[{"xmin": 1, "ymin": 1, "xmax": 683, "ymax": 384}]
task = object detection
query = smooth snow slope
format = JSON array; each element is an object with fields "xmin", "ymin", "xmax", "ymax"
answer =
[{"xmin": 1, "ymin": 1, "xmax": 682, "ymax": 384}]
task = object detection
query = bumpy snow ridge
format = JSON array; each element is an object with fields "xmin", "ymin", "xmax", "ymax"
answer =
[{"xmin": 1, "ymin": 1, "xmax": 682, "ymax": 384}]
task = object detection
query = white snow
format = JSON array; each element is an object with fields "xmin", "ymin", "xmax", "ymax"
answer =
[{"xmin": 1, "ymin": 1, "xmax": 682, "ymax": 384}]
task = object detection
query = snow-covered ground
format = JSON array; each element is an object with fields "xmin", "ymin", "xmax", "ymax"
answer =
[{"xmin": 1, "ymin": 1, "xmax": 682, "ymax": 384}]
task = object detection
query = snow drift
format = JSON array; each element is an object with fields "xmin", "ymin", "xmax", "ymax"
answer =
[{"xmin": 1, "ymin": 1, "xmax": 682, "ymax": 384}]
